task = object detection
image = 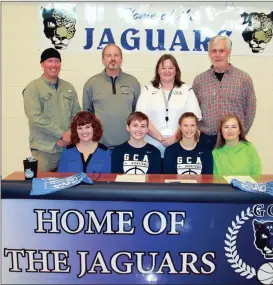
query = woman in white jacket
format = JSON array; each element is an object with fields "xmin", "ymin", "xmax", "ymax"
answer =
[{"xmin": 136, "ymin": 54, "xmax": 202, "ymax": 157}]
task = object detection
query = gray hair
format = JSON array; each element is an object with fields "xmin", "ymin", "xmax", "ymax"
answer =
[
  {"xmin": 208, "ymin": 35, "xmax": 232, "ymax": 51},
  {"xmin": 102, "ymin": 44, "xmax": 123, "ymax": 58}
]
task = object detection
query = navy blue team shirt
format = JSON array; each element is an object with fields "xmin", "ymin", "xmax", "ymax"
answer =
[
  {"xmin": 111, "ymin": 141, "xmax": 161, "ymax": 174},
  {"xmin": 163, "ymin": 141, "xmax": 213, "ymax": 175}
]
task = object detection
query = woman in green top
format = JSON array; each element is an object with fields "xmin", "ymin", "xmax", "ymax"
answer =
[{"xmin": 212, "ymin": 114, "xmax": 261, "ymax": 175}]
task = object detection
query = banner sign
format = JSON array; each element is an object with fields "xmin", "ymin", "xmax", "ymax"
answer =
[
  {"xmin": 2, "ymin": 200, "xmax": 273, "ymax": 284},
  {"xmin": 39, "ymin": 3, "xmax": 273, "ymax": 55}
]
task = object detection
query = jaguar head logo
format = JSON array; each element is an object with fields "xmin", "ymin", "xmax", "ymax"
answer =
[
  {"xmin": 241, "ymin": 11, "xmax": 273, "ymax": 53},
  {"xmin": 253, "ymin": 219, "xmax": 273, "ymax": 259},
  {"xmin": 41, "ymin": 7, "xmax": 76, "ymax": 50},
  {"xmin": 25, "ymin": 168, "xmax": 34, "ymax": 179}
]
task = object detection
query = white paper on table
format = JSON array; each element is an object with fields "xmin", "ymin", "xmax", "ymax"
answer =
[
  {"xmin": 223, "ymin": 176, "xmax": 257, "ymax": 184},
  {"xmin": 165, "ymin": 179, "xmax": 197, "ymax": 183},
  {"xmin": 115, "ymin": 174, "xmax": 146, "ymax": 183}
]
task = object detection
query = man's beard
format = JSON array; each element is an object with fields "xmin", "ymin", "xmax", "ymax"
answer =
[{"xmin": 108, "ymin": 62, "xmax": 118, "ymax": 70}]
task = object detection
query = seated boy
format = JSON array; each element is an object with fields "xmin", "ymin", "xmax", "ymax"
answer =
[{"xmin": 111, "ymin": 112, "xmax": 161, "ymax": 174}]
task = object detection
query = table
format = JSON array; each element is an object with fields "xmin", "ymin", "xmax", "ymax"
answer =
[
  {"xmin": 2, "ymin": 172, "xmax": 273, "ymax": 284},
  {"xmin": 4, "ymin": 171, "xmax": 273, "ymax": 183}
]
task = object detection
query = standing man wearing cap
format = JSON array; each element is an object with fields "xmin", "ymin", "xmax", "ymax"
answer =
[
  {"xmin": 23, "ymin": 48, "xmax": 81, "ymax": 171},
  {"xmin": 192, "ymin": 35, "xmax": 256, "ymax": 150},
  {"xmin": 82, "ymin": 44, "xmax": 141, "ymax": 149}
]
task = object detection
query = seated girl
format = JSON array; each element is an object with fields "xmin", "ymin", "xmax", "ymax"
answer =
[
  {"xmin": 163, "ymin": 112, "xmax": 213, "ymax": 174},
  {"xmin": 58, "ymin": 111, "xmax": 111, "ymax": 173},
  {"xmin": 111, "ymin": 111, "xmax": 161, "ymax": 174},
  {"xmin": 213, "ymin": 114, "xmax": 261, "ymax": 175}
]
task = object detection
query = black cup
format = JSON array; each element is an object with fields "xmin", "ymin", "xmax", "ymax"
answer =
[{"xmin": 23, "ymin": 159, "xmax": 38, "ymax": 180}]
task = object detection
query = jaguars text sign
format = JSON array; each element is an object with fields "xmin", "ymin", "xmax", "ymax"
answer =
[
  {"xmin": 2, "ymin": 200, "xmax": 273, "ymax": 284},
  {"xmin": 39, "ymin": 3, "xmax": 273, "ymax": 55}
]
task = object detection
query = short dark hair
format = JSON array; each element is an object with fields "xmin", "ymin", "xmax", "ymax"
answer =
[
  {"xmin": 70, "ymin": 111, "xmax": 103, "ymax": 144},
  {"xmin": 215, "ymin": 113, "xmax": 248, "ymax": 149},
  {"xmin": 151, "ymin": 54, "xmax": 184, "ymax": 88},
  {"xmin": 176, "ymin": 112, "xmax": 199, "ymax": 141},
  {"xmin": 127, "ymin": 111, "xmax": 149, "ymax": 126}
]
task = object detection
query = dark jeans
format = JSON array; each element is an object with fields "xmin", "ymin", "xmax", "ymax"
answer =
[{"xmin": 199, "ymin": 132, "xmax": 217, "ymax": 151}]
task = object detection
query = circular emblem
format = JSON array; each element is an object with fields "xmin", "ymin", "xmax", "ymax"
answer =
[
  {"xmin": 124, "ymin": 166, "xmax": 146, "ymax": 174},
  {"xmin": 224, "ymin": 207, "xmax": 256, "ymax": 279},
  {"xmin": 25, "ymin": 168, "xmax": 34, "ymax": 178},
  {"xmin": 257, "ymin": 263, "xmax": 273, "ymax": 284}
]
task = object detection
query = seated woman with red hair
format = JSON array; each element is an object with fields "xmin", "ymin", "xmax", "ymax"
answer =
[{"xmin": 58, "ymin": 111, "xmax": 111, "ymax": 173}]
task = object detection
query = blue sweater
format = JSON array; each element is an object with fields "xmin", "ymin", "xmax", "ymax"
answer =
[
  {"xmin": 163, "ymin": 142, "xmax": 213, "ymax": 174},
  {"xmin": 111, "ymin": 142, "xmax": 161, "ymax": 174},
  {"xmin": 58, "ymin": 143, "xmax": 111, "ymax": 173}
]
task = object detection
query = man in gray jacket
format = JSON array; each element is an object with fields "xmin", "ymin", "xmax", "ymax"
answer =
[
  {"xmin": 23, "ymin": 48, "xmax": 81, "ymax": 171},
  {"xmin": 83, "ymin": 44, "xmax": 140, "ymax": 149}
]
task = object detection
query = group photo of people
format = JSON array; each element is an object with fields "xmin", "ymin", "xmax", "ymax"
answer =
[
  {"xmin": 2, "ymin": 3, "xmax": 273, "ymax": 285},
  {"xmin": 23, "ymin": 35, "xmax": 262, "ymax": 176}
]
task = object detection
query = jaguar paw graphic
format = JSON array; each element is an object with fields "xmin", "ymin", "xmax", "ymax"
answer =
[
  {"xmin": 241, "ymin": 11, "xmax": 273, "ymax": 53},
  {"xmin": 41, "ymin": 7, "xmax": 77, "ymax": 50}
]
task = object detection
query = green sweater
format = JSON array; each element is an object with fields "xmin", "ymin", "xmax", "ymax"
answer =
[
  {"xmin": 212, "ymin": 141, "xmax": 262, "ymax": 175},
  {"xmin": 23, "ymin": 75, "xmax": 81, "ymax": 153}
]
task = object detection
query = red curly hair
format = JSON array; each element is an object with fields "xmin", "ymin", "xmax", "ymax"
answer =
[{"xmin": 70, "ymin": 111, "xmax": 103, "ymax": 145}]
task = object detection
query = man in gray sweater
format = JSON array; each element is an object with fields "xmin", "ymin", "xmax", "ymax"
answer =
[{"xmin": 82, "ymin": 44, "xmax": 140, "ymax": 149}]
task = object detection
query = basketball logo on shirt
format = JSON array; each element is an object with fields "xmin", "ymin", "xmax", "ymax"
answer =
[
  {"xmin": 177, "ymin": 157, "xmax": 202, "ymax": 175},
  {"xmin": 123, "ymin": 154, "xmax": 149, "ymax": 174}
]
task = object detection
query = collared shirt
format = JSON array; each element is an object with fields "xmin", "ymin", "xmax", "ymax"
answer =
[
  {"xmin": 192, "ymin": 64, "xmax": 256, "ymax": 135},
  {"xmin": 58, "ymin": 143, "xmax": 111, "ymax": 173},
  {"xmin": 23, "ymin": 75, "xmax": 81, "ymax": 153},
  {"xmin": 136, "ymin": 82, "xmax": 202, "ymax": 157},
  {"xmin": 82, "ymin": 70, "xmax": 141, "ymax": 148}
]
